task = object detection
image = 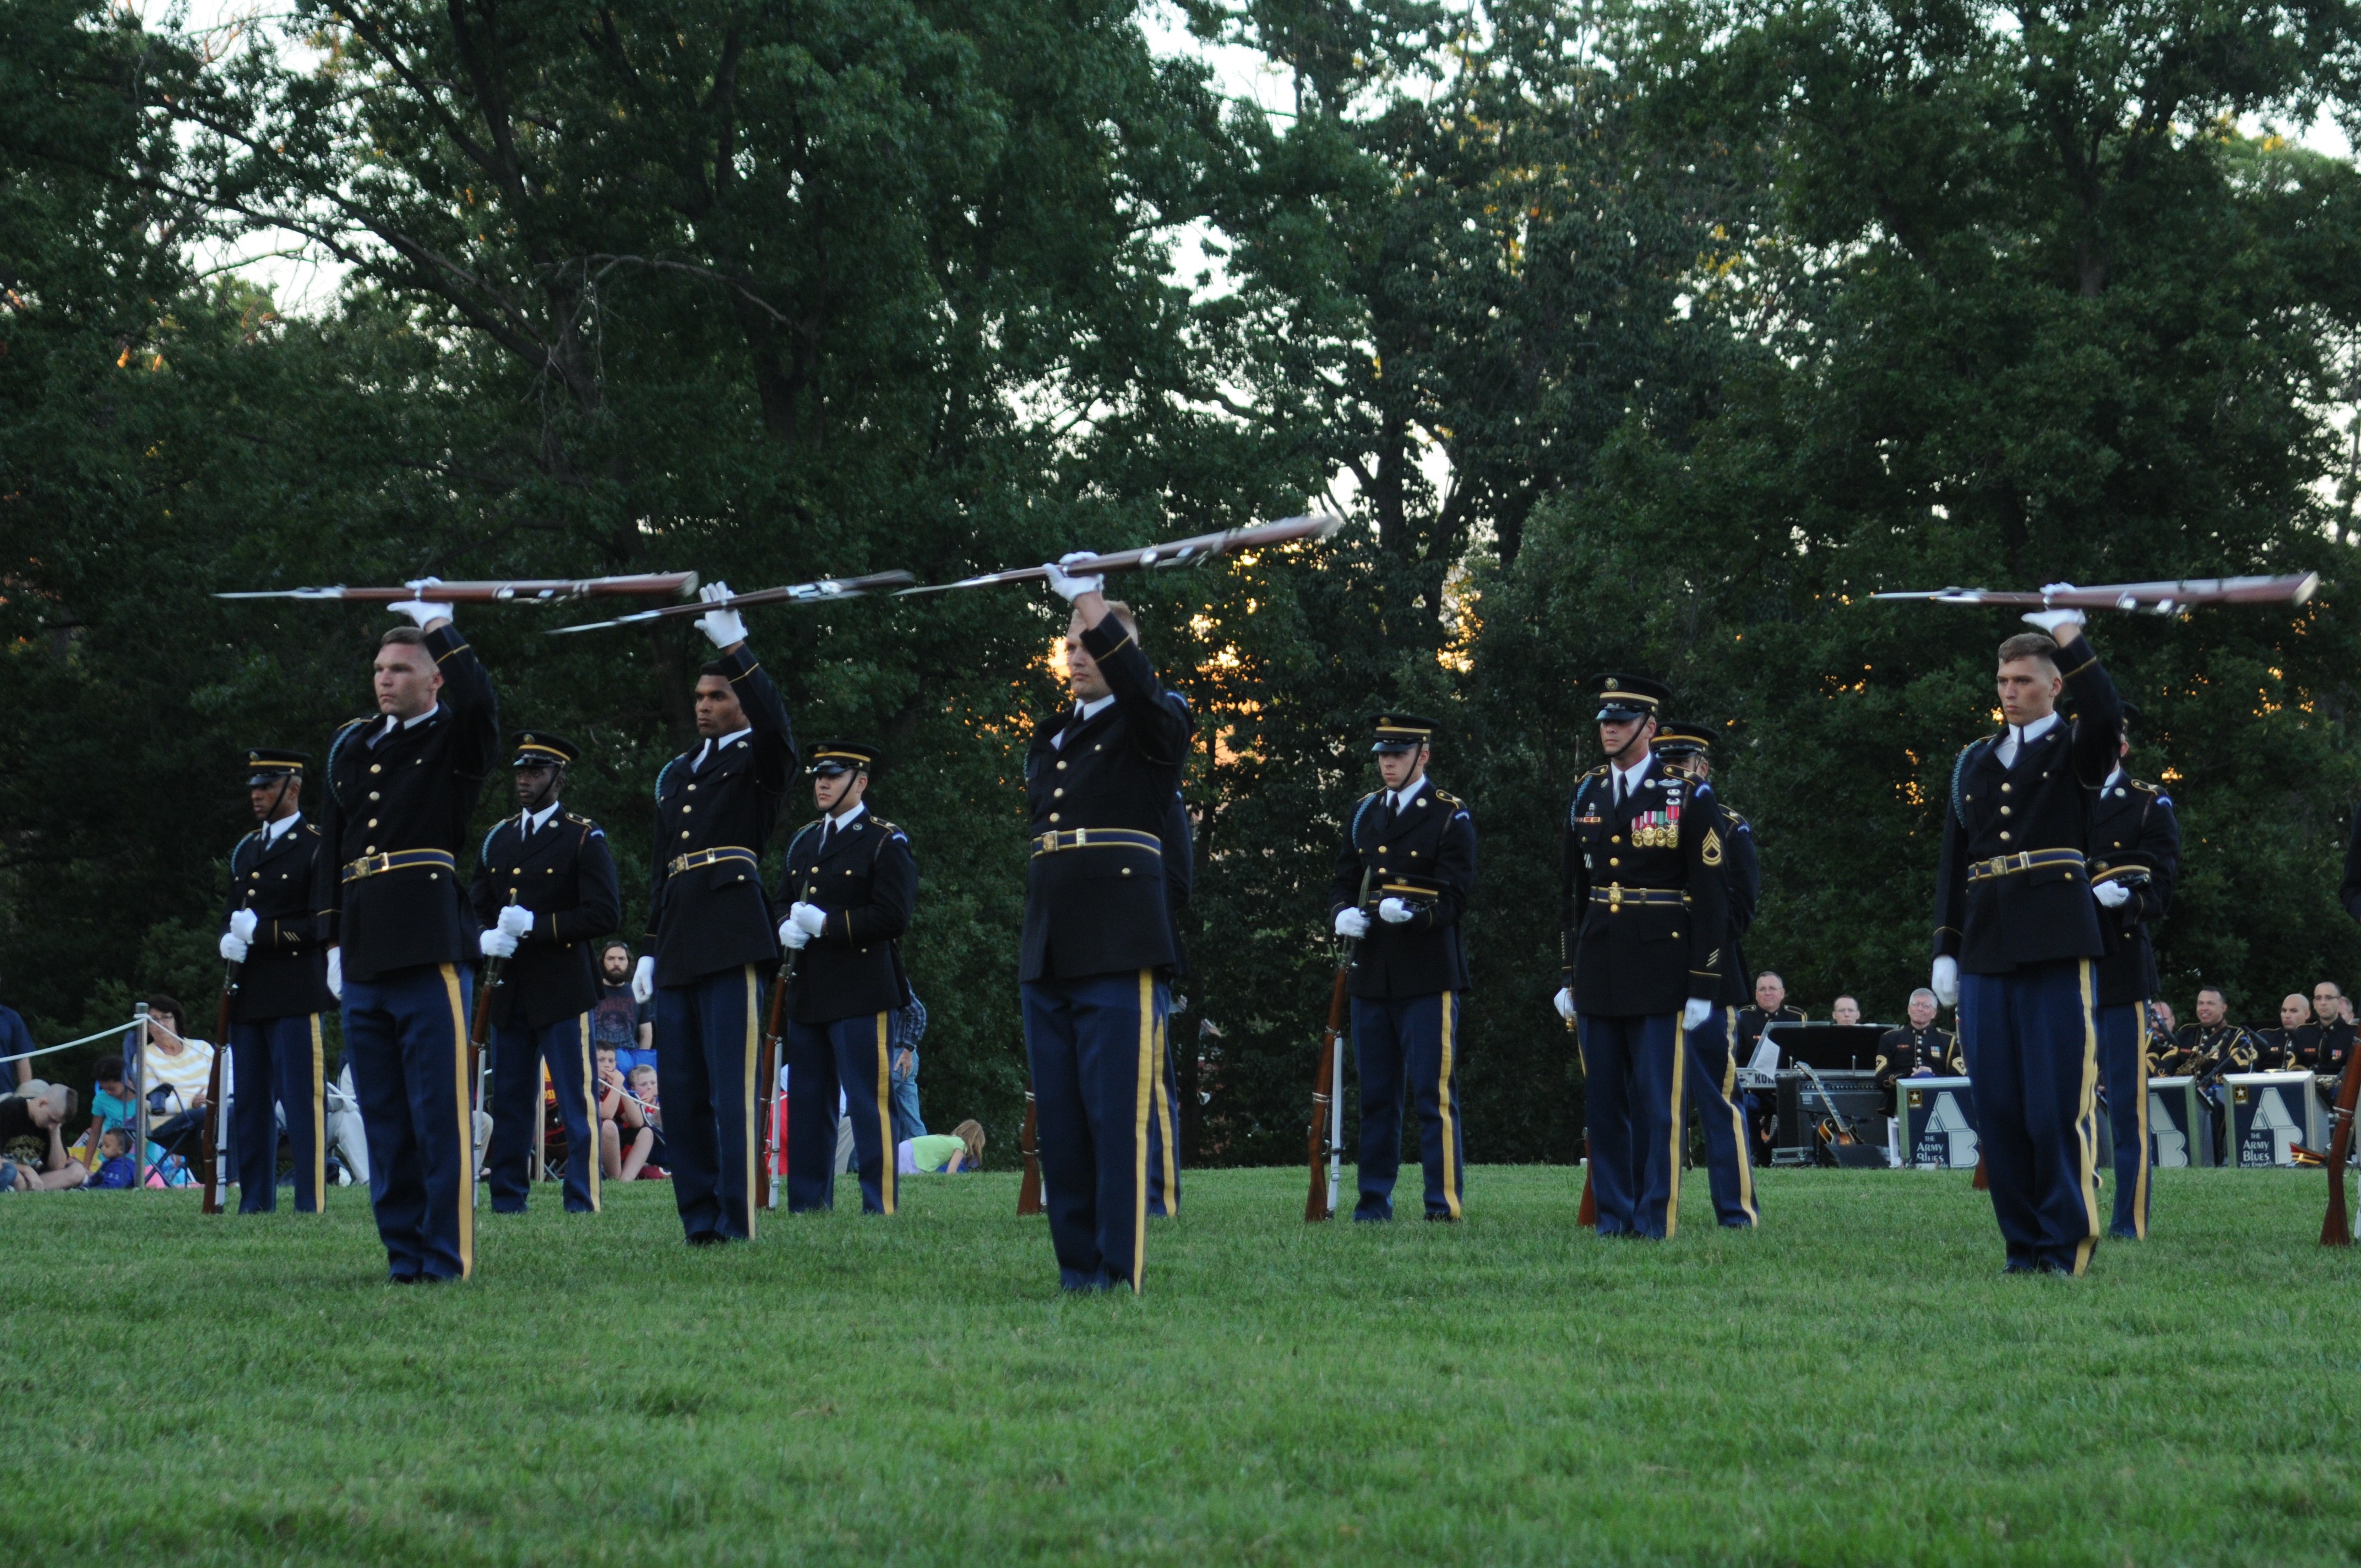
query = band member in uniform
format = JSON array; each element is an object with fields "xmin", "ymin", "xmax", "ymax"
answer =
[
  {"xmin": 1554, "ymin": 674, "xmax": 1727, "ymax": 1239},
  {"xmin": 1328, "ymin": 714, "xmax": 1478, "ymax": 1223},
  {"xmin": 1930, "ymin": 605, "xmax": 2121, "ymax": 1275},
  {"xmin": 776, "ymin": 743, "xmax": 918, "ymax": 1215},
  {"xmin": 2309, "ymin": 983, "xmax": 2355, "ymax": 1082},
  {"xmin": 635, "ymin": 585, "xmax": 797, "ymax": 1245},
  {"xmin": 2085, "ymin": 710, "xmax": 2180, "ymax": 1239},
  {"xmin": 471, "ymin": 732, "xmax": 620, "ymax": 1215},
  {"xmin": 1874, "ymin": 989, "xmax": 1961, "ymax": 1109},
  {"xmin": 1021, "ymin": 559, "xmax": 1191, "ymax": 1291},
  {"xmin": 216, "ymin": 748, "xmax": 334, "ymax": 1213},
  {"xmin": 1649, "ymin": 721, "xmax": 1756, "ymax": 1228},
  {"xmin": 1733, "ymin": 973, "xmax": 1804, "ymax": 1163},
  {"xmin": 2251, "ymin": 993, "xmax": 2311, "ymax": 1071},
  {"xmin": 317, "ymin": 594, "xmax": 500, "ymax": 1281},
  {"xmin": 2178, "ymin": 986, "xmax": 2254, "ymax": 1162}
]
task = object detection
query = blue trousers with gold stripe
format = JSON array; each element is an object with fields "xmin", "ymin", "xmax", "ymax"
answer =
[
  {"xmin": 230, "ymin": 1014, "xmax": 327, "ymax": 1215},
  {"xmin": 486, "ymin": 1014, "xmax": 600, "ymax": 1215},
  {"xmin": 344, "ymin": 963, "xmax": 475, "ymax": 1281},
  {"xmin": 785, "ymin": 1012, "xmax": 897, "ymax": 1215},
  {"xmin": 2096, "ymin": 1002, "xmax": 2151, "ymax": 1241},
  {"xmin": 1022, "ymin": 970, "xmax": 1166, "ymax": 1292},
  {"xmin": 1579, "ymin": 1011, "xmax": 1684, "ymax": 1239},
  {"xmin": 1682, "ymin": 1008, "xmax": 1758, "ymax": 1228},
  {"xmin": 1145, "ymin": 1007, "xmax": 1180, "ymax": 1218},
  {"xmin": 655, "ymin": 966, "xmax": 762, "ymax": 1243},
  {"xmin": 1350, "ymin": 992, "xmax": 1465, "ymax": 1221},
  {"xmin": 1959, "ymin": 960, "xmax": 2103, "ymax": 1273}
]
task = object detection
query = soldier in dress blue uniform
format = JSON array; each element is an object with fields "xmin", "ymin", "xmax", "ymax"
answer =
[
  {"xmin": 1649, "ymin": 721, "xmax": 1758, "ymax": 1228},
  {"xmin": 1930, "ymin": 602, "xmax": 2123, "ymax": 1275},
  {"xmin": 2085, "ymin": 704, "xmax": 2181, "ymax": 1240},
  {"xmin": 315, "ymin": 593, "xmax": 501, "ymax": 1282},
  {"xmin": 216, "ymin": 748, "xmax": 335, "ymax": 1213},
  {"xmin": 775, "ymin": 742, "xmax": 918, "ymax": 1216},
  {"xmin": 1021, "ymin": 559, "xmax": 1192, "ymax": 1292},
  {"xmin": 1326, "ymin": 714, "xmax": 1479, "ymax": 1223},
  {"xmin": 632, "ymin": 585, "xmax": 798, "ymax": 1245},
  {"xmin": 470, "ymin": 732, "xmax": 621, "ymax": 1215},
  {"xmin": 1555, "ymin": 676, "xmax": 1727, "ymax": 1239}
]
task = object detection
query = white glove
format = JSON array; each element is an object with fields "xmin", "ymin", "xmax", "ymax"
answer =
[
  {"xmin": 1932, "ymin": 955, "xmax": 1960, "ymax": 1009},
  {"xmin": 632, "ymin": 954, "xmax": 656, "ymax": 1003},
  {"xmin": 1553, "ymin": 987, "xmax": 1577, "ymax": 1022},
  {"xmin": 790, "ymin": 901, "xmax": 828, "ymax": 937},
  {"xmin": 1378, "ymin": 896, "xmax": 1413, "ymax": 924},
  {"xmin": 389, "ymin": 576, "xmax": 449, "ymax": 627},
  {"xmin": 218, "ymin": 933, "xmax": 250, "ymax": 964},
  {"xmin": 693, "ymin": 580, "xmax": 749, "ymax": 649},
  {"xmin": 478, "ymin": 928, "xmax": 519, "ymax": 959},
  {"xmin": 497, "ymin": 903, "xmax": 534, "ymax": 938},
  {"xmin": 1682, "ymin": 997, "xmax": 1715, "ymax": 1032},
  {"xmin": 2093, "ymin": 880, "xmax": 2131, "ymax": 908},
  {"xmin": 2021, "ymin": 584, "xmax": 2086, "ymax": 636},
  {"xmin": 229, "ymin": 908, "xmax": 259, "ymax": 943},
  {"xmin": 777, "ymin": 919, "xmax": 812, "ymax": 951},
  {"xmin": 1043, "ymin": 552, "xmax": 1105, "ymax": 602},
  {"xmin": 1334, "ymin": 907, "xmax": 1370, "ymax": 940},
  {"xmin": 327, "ymin": 947, "xmax": 344, "ymax": 1000}
]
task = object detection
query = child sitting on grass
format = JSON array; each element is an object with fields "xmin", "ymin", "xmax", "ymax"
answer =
[
  {"xmin": 74, "ymin": 1060, "xmax": 140, "ymax": 1168},
  {"xmin": 625, "ymin": 1065, "xmax": 666, "ymax": 1179},
  {"xmin": 89, "ymin": 1128, "xmax": 137, "ymax": 1189},
  {"xmin": 898, "ymin": 1119, "xmax": 986, "ymax": 1174}
]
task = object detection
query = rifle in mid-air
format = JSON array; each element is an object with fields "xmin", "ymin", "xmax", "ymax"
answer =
[
  {"xmin": 898, "ymin": 515, "xmax": 1341, "ymax": 600},
  {"xmin": 220, "ymin": 572, "xmax": 702, "ymax": 605},
  {"xmin": 1871, "ymin": 574, "xmax": 2319, "ymax": 613},
  {"xmin": 547, "ymin": 571, "xmax": 918, "ymax": 634}
]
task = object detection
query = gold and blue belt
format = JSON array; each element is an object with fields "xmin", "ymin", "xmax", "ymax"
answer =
[
  {"xmin": 1966, "ymin": 847, "xmax": 2083, "ymax": 884},
  {"xmin": 1588, "ymin": 883, "xmax": 1686, "ymax": 910},
  {"xmin": 341, "ymin": 848, "xmax": 457, "ymax": 884},
  {"xmin": 1031, "ymin": 827, "xmax": 1161, "ymax": 857},
  {"xmin": 668, "ymin": 845, "xmax": 759, "ymax": 877}
]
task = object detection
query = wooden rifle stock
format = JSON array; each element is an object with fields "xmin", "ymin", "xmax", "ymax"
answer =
[
  {"xmin": 1018, "ymin": 1090, "xmax": 1043, "ymax": 1216},
  {"xmin": 202, "ymin": 966, "xmax": 237, "ymax": 1215},
  {"xmin": 1307, "ymin": 967, "xmax": 1348, "ymax": 1222},
  {"xmin": 1972, "ymin": 1155, "xmax": 1989, "ymax": 1190},
  {"xmin": 1568, "ymin": 1009, "xmax": 1596, "ymax": 1227},
  {"xmin": 2321, "ymin": 1047, "xmax": 2361, "ymax": 1245},
  {"xmin": 470, "ymin": 958, "xmax": 503, "ymax": 1103},
  {"xmin": 758, "ymin": 964, "xmax": 790, "ymax": 1210}
]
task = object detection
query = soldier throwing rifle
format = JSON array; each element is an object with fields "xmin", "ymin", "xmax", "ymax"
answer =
[{"xmin": 634, "ymin": 585, "xmax": 798, "ymax": 1246}]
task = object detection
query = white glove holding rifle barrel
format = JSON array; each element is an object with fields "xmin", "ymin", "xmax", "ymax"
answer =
[
  {"xmin": 478, "ymin": 927, "xmax": 519, "ymax": 960},
  {"xmin": 1553, "ymin": 987, "xmax": 1577, "ymax": 1023},
  {"xmin": 1931, "ymin": 955, "xmax": 1960, "ymax": 1009},
  {"xmin": 1044, "ymin": 553, "xmax": 1105, "ymax": 603},
  {"xmin": 388, "ymin": 576, "xmax": 451, "ymax": 628},
  {"xmin": 2021, "ymin": 583, "xmax": 2086, "ymax": 639},
  {"xmin": 693, "ymin": 581, "xmax": 749, "ymax": 649},
  {"xmin": 1334, "ymin": 907, "xmax": 1370, "ymax": 940},
  {"xmin": 219, "ymin": 907, "xmax": 258, "ymax": 963},
  {"xmin": 2093, "ymin": 880, "xmax": 2132, "ymax": 909},
  {"xmin": 632, "ymin": 954, "xmax": 655, "ymax": 1004},
  {"xmin": 1682, "ymin": 997, "xmax": 1715, "ymax": 1032}
]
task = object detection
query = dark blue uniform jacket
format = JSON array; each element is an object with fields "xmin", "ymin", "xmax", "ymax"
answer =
[
  {"xmin": 1559, "ymin": 756, "xmax": 1729, "ymax": 1016},
  {"xmin": 1326, "ymin": 780, "xmax": 1477, "ymax": 1000},
  {"xmin": 470, "ymin": 809, "xmax": 621, "ymax": 1028},
  {"xmin": 224, "ymin": 818, "xmax": 334, "ymax": 1021},
  {"xmin": 776, "ymin": 810, "xmax": 916, "ymax": 1025}
]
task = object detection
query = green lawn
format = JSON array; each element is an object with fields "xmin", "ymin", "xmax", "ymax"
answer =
[{"xmin": 3, "ymin": 1164, "xmax": 2357, "ymax": 1566}]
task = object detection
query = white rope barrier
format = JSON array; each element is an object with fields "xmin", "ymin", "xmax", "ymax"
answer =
[{"xmin": 0, "ymin": 1019, "xmax": 143, "ymax": 1067}]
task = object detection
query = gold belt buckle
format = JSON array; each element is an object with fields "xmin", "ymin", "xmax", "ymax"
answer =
[{"xmin": 1608, "ymin": 883, "xmax": 1623, "ymax": 911}]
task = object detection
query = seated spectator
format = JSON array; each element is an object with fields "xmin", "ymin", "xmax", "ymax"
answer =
[
  {"xmin": 1830, "ymin": 995, "xmax": 1863, "ymax": 1027},
  {"xmin": 2, "ymin": 1082, "xmax": 90, "ymax": 1190},
  {"xmin": 135, "ymin": 996, "xmax": 215, "ymax": 1160},
  {"xmin": 627, "ymin": 1065, "xmax": 666, "ymax": 1178},
  {"xmin": 899, "ymin": 1119, "xmax": 987, "ymax": 1174},
  {"xmin": 2315, "ymin": 982, "xmax": 2357, "ymax": 1080},
  {"xmin": 89, "ymin": 1128, "xmax": 138, "ymax": 1189},
  {"xmin": 592, "ymin": 941, "xmax": 657, "ymax": 1077},
  {"xmin": 78, "ymin": 1059, "xmax": 139, "ymax": 1166},
  {"xmin": 1, "ymin": 982, "xmax": 33, "ymax": 1091},
  {"xmin": 594, "ymin": 1047, "xmax": 657, "ymax": 1182}
]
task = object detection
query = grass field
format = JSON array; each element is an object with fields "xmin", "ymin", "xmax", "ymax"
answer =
[{"xmin": 4, "ymin": 1164, "xmax": 2358, "ymax": 1566}]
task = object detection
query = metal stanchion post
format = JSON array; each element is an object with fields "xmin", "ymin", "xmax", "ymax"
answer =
[{"xmin": 131, "ymin": 1003, "xmax": 150, "ymax": 1190}]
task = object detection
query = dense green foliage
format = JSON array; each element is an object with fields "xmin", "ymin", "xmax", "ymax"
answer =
[
  {"xmin": 4, "ymin": 1167, "xmax": 2360, "ymax": 1563},
  {"xmin": 8, "ymin": 0, "xmax": 2361, "ymax": 1160}
]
